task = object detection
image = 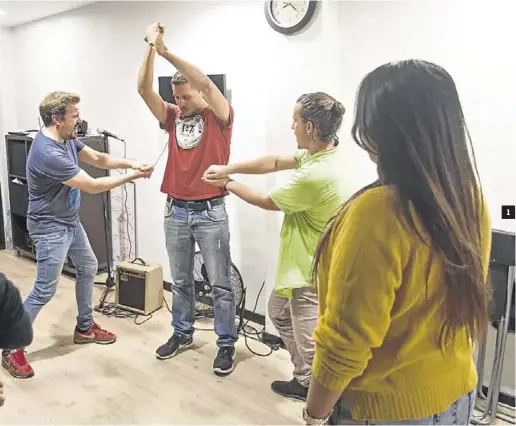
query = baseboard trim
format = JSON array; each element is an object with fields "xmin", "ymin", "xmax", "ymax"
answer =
[
  {"xmin": 481, "ymin": 386, "xmax": 515, "ymax": 408},
  {"xmin": 163, "ymin": 280, "xmax": 266, "ymax": 326}
]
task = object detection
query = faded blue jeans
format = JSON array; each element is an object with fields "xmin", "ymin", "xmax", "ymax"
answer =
[
  {"xmin": 330, "ymin": 390, "xmax": 476, "ymax": 425},
  {"xmin": 164, "ymin": 198, "xmax": 238, "ymax": 347},
  {"xmin": 24, "ymin": 223, "xmax": 98, "ymax": 333}
]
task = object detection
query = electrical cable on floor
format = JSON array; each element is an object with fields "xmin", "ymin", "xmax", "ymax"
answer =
[
  {"xmin": 94, "ymin": 136, "xmax": 148, "ymax": 322},
  {"xmin": 236, "ymin": 280, "xmax": 277, "ymax": 357},
  {"xmin": 169, "ymin": 280, "xmax": 278, "ymax": 357},
  {"xmin": 94, "ymin": 136, "xmax": 276, "ymax": 355},
  {"xmin": 96, "ymin": 267, "xmax": 277, "ymax": 354},
  {"xmin": 94, "ymin": 296, "xmax": 153, "ymax": 325}
]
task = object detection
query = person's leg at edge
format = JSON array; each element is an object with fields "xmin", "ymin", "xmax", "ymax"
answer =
[
  {"xmin": 289, "ymin": 286, "xmax": 318, "ymax": 385},
  {"xmin": 268, "ymin": 288, "xmax": 316, "ymax": 401},
  {"xmin": 68, "ymin": 223, "xmax": 115, "ymax": 344},
  {"xmin": 329, "ymin": 389, "xmax": 476, "ymax": 425},
  {"xmin": 194, "ymin": 204, "xmax": 237, "ymax": 375},
  {"xmin": 2, "ymin": 228, "xmax": 73, "ymax": 379},
  {"xmin": 156, "ymin": 203, "xmax": 196, "ymax": 360}
]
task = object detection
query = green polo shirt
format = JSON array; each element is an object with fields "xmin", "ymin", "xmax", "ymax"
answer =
[{"xmin": 269, "ymin": 147, "xmax": 348, "ymax": 298}]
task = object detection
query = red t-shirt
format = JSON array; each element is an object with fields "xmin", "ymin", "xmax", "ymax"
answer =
[{"xmin": 161, "ymin": 103, "xmax": 234, "ymax": 200}]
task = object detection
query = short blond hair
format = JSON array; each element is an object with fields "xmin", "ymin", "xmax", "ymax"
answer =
[{"xmin": 39, "ymin": 91, "xmax": 81, "ymax": 126}]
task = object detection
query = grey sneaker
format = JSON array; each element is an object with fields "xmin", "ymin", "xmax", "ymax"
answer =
[
  {"xmin": 156, "ymin": 333, "xmax": 193, "ymax": 360},
  {"xmin": 212, "ymin": 346, "xmax": 236, "ymax": 375}
]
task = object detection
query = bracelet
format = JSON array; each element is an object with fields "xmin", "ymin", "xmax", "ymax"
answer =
[
  {"xmin": 223, "ymin": 178, "xmax": 234, "ymax": 191},
  {"xmin": 303, "ymin": 406, "xmax": 332, "ymax": 425}
]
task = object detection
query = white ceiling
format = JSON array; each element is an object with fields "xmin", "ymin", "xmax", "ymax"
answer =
[{"xmin": 0, "ymin": 1, "xmax": 98, "ymax": 28}]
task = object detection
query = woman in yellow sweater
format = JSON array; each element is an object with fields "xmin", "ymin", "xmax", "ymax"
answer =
[{"xmin": 303, "ymin": 60, "xmax": 491, "ymax": 425}]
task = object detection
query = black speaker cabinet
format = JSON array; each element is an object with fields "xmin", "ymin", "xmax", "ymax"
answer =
[
  {"xmin": 0, "ymin": 184, "xmax": 5, "ymax": 250},
  {"xmin": 489, "ymin": 229, "xmax": 515, "ymax": 330},
  {"xmin": 115, "ymin": 261, "xmax": 163, "ymax": 315},
  {"xmin": 4, "ymin": 133, "xmax": 113, "ymax": 274}
]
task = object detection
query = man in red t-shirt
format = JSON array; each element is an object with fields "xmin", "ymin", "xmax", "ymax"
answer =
[{"xmin": 137, "ymin": 22, "xmax": 237, "ymax": 375}]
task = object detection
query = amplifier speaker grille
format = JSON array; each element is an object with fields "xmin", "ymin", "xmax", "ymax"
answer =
[{"xmin": 115, "ymin": 261, "xmax": 163, "ymax": 315}]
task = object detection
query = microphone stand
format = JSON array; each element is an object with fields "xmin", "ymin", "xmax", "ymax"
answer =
[
  {"xmin": 99, "ymin": 134, "xmax": 115, "ymax": 308},
  {"xmin": 96, "ymin": 131, "xmax": 139, "ymax": 301}
]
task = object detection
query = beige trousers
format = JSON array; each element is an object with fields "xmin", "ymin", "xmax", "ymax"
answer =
[{"xmin": 268, "ymin": 287, "xmax": 318, "ymax": 387}]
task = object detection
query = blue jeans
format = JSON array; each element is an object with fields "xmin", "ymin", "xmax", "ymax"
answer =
[
  {"xmin": 24, "ymin": 223, "xmax": 98, "ymax": 333},
  {"xmin": 330, "ymin": 390, "xmax": 476, "ymax": 425},
  {"xmin": 164, "ymin": 199, "xmax": 237, "ymax": 347}
]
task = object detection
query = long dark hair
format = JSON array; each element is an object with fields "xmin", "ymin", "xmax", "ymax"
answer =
[{"xmin": 313, "ymin": 59, "xmax": 489, "ymax": 346}]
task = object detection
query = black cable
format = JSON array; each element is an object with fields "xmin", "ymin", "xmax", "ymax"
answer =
[
  {"xmin": 94, "ymin": 287, "xmax": 152, "ymax": 325},
  {"xmin": 103, "ymin": 137, "xmax": 133, "ymax": 262},
  {"xmin": 123, "ymin": 184, "xmax": 132, "ymax": 259},
  {"xmin": 237, "ymin": 280, "xmax": 276, "ymax": 357},
  {"xmin": 95, "ymin": 134, "xmax": 138, "ymax": 319},
  {"xmin": 93, "ymin": 135, "xmax": 274, "ymax": 351},
  {"xmin": 188, "ymin": 280, "xmax": 277, "ymax": 357},
  {"xmin": 115, "ymin": 138, "xmax": 133, "ymax": 260}
]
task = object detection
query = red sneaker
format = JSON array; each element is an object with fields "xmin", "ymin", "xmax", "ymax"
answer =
[
  {"xmin": 73, "ymin": 323, "xmax": 116, "ymax": 345},
  {"xmin": 2, "ymin": 349, "xmax": 34, "ymax": 379}
]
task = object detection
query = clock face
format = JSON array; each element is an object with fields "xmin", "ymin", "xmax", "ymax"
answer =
[{"xmin": 269, "ymin": 1, "xmax": 310, "ymax": 28}]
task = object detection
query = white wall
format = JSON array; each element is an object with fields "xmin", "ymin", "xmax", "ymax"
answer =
[
  {"xmin": 0, "ymin": 27, "xmax": 17, "ymax": 248},
  {"xmin": 336, "ymin": 0, "xmax": 516, "ymax": 234},
  {"xmin": 6, "ymin": 1, "xmax": 357, "ymax": 320},
  {"xmin": 1, "ymin": 1, "xmax": 514, "ymax": 339}
]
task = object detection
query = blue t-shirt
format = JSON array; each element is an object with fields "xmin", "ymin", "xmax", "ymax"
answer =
[{"xmin": 26, "ymin": 131, "xmax": 85, "ymax": 235}]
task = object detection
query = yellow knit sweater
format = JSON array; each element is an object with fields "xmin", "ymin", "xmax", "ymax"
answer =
[{"xmin": 312, "ymin": 186, "xmax": 491, "ymax": 422}]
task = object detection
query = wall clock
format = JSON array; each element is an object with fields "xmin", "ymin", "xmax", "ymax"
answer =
[{"xmin": 264, "ymin": 1, "xmax": 317, "ymax": 35}]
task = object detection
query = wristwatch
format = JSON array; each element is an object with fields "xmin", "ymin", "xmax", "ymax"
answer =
[
  {"xmin": 303, "ymin": 406, "xmax": 332, "ymax": 425},
  {"xmin": 223, "ymin": 178, "xmax": 234, "ymax": 191}
]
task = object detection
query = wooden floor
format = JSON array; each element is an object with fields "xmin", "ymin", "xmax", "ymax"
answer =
[
  {"xmin": 1, "ymin": 250, "xmax": 513, "ymax": 425},
  {"xmin": 0, "ymin": 250, "xmax": 303, "ymax": 425}
]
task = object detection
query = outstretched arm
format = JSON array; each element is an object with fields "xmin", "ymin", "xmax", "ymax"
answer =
[
  {"xmin": 40, "ymin": 149, "xmax": 153, "ymax": 195},
  {"xmin": 203, "ymin": 163, "xmax": 322, "ymax": 214},
  {"xmin": 79, "ymin": 146, "xmax": 151, "ymax": 171},
  {"xmin": 203, "ymin": 154, "xmax": 296, "ymax": 180},
  {"xmin": 64, "ymin": 169, "xmax": 152, "ymax": 195},
  {"xmin": 202, "ymin": 176, "xmax": 280, "ymax": 211}
]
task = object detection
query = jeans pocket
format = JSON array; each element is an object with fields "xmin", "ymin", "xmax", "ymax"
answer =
[
  {"xmin": 34, "ymin": 228, "xmax": 67, "ymax": 246},
  {"xmin": 202, "ymin": 205, "xmax": 227, "ymax": 222},
  {"xmin": 164, "ymin": 198, "xmax": 174, "ymax": 218}
]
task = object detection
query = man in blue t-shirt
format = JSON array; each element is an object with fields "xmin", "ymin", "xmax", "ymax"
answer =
[{"xmin": 2, "ymin": 91, "xmax": 153, "ymax": 379}]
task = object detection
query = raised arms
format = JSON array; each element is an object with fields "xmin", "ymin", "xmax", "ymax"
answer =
[
  {"xmin": 137, "ymin": 43, "xmax": 168, "ymax": 124},
  {"xmin": 144, "ymin": 22, "xmax": 231, "ymax": 126}
]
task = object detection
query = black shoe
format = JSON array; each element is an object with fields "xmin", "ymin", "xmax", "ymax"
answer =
[
  {"xmin": 212, "ymin": 346, "xmax": 236, "ymax": 375},
  {"xmin": 156, "ymin": 333, "xmax": 193, "ymax": 360},
  {"xmin": 271, "ymin": 378, "xmax": 308, "ymax": 401}
]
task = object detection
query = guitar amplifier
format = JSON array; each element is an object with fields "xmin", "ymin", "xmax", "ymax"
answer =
[{"xmin": 115, "ymin": 259, "xmax": 163, "ymax": 315}]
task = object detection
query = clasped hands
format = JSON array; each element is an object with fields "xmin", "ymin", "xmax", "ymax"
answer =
[
  {"xmin": 145, "ymin": 22, "xmax": 167, "ymax": 56},
  {"xmin": 202, "ymin": 165, "xmax": 231, "ymax": 187},
  {"xmin": 129, "ymin": 161, "xmax": 154, "ymax": 179}
]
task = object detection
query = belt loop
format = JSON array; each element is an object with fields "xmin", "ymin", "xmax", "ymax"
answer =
[{"xmin": 207, "ymin": 200, "xmax": 212, "ymax": 210}]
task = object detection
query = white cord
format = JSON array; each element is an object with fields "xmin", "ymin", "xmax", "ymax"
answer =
[{"xmin": 152, "ymin": 140, "xmax": 169, "ymax": 168}]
